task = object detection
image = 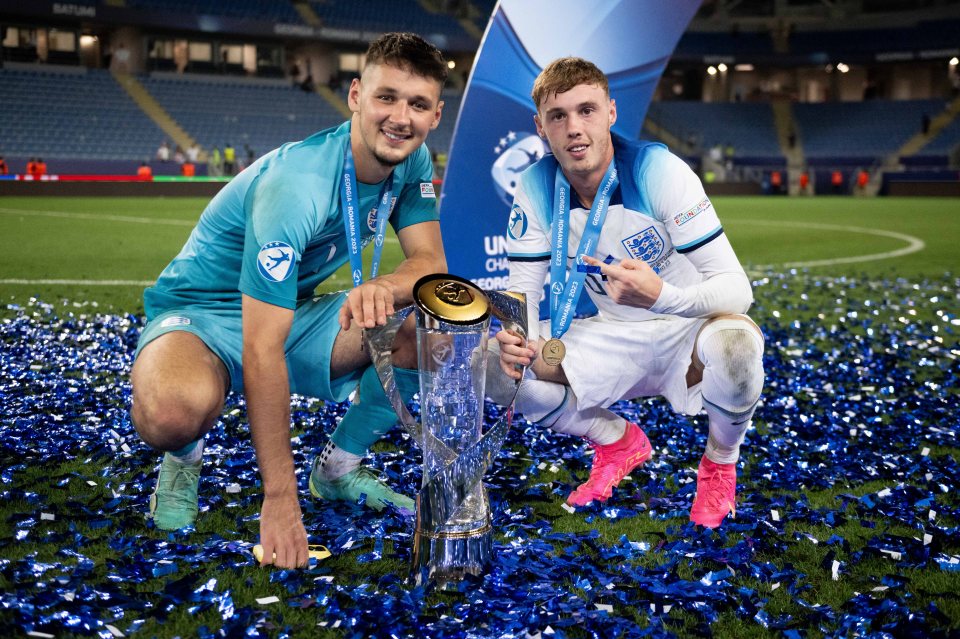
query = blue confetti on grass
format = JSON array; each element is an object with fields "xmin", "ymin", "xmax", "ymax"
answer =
[{"xmin": 1, "ymin": 272, "xmax": 958, "ymax": 638}]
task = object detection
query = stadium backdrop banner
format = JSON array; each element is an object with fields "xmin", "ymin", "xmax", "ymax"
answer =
[{"xmin": 439, "ymin": 0, "xmax": 701, "ymax": 315}]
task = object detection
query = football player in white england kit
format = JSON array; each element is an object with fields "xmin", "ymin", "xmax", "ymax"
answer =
[{"xmin": 486, "ymin": 57, "xmax": 765, "ymax": 527}]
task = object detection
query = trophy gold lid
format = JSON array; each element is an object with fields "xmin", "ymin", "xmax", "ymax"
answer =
[{"xmin": 414, "ymin": 274, "xmax": 490, "ymax": 325}]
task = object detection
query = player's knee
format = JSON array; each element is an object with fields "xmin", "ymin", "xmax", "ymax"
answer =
[
  {"xmin": 699, "ymin": 321, "xmax": 764, "ymax": 413},
  {"xmin": 130, "ymin": 384, "xmax": 216, "ymax": 451}
]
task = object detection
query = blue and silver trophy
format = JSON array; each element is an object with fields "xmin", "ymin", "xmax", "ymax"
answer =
[{"xmin": 364, "ymin": 274, "xmax": 527, "ymax": 586}]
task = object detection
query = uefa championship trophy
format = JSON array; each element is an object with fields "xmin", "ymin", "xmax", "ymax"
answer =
[{"xmin": 363, "ymin": 274, "xmax": 527, "ymax": 586}]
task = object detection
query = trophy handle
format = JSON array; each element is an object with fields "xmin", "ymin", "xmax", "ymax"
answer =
[{"xmin": 362, "ymin": 305, "xmax": 423, "ymax": 441}]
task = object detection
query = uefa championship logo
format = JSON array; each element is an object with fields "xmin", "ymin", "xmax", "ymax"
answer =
[
  {"xmin": 491, "ymin": 132, "xmax": 547, "ymax": 206},
  {"xmin": 256, "ymin": 241, "xmax": 295, "ymax": 282}
]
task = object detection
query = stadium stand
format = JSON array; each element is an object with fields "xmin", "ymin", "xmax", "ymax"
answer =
[
  {"xmin": 921, "ymin": 117, "xmax": 960, "ymax": 158},
  {"xmin": 0, "ymin": 64, "xmax": 165, "ymax": 161},
  {"xmin": 646, "ymin": 101, "xmax": 783, "ymax": 159},
  {"xmin": 123, "ymin": 0, "xmax": 305, "ymax": 24},
  {"xmin": 308, "ymin": 0, "xmax": 475, "ymax": 50},
  {"xmin": 431, "ymin": 90, "xmax": 462, "ymax": 157},
  {"xmin": 138, "ymin": 73, "xmax": 344, "ymax": 158},
  {"xmin": 673, "ymin": 30, "xmax": 775, "ymax": 59},
  {"xmin": 0, "ymin": 0, "xmax": 957, "ymax": 196},
  {"xmin": 793, "ymin": 99, "xmax": 948, "ymax": 160}
]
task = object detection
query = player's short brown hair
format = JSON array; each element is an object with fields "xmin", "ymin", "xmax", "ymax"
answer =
[
  {"xmin": 531, "ymin": 57, "xmax": 609, "ymax": 110},
  {"xmin": 364, "ymin": 32, "xmax": 448, "ymax": 85}
]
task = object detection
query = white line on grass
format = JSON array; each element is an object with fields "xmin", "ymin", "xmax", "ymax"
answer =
[
  {"xmin": 3, "ymin": 216, "xmax": 925, "ymax": 288},
  {"xmin": 0, "ymin": 279, "xmax": 155, "ymax": 286},
  {"xmin": 741, "ymin": 220, "xmax": 925, "ymax": 269},
  {"xmin": 0, "ymin": 206, "xmax": 401, "ymax": 243},
  {"xmin": 0, "ymin": 206, "xmax": 196, "ymax": 227}
]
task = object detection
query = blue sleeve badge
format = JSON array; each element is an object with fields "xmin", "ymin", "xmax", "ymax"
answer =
[
  {"xmin": 257, "ymin": 241, "xmax": 295, "ymax": 282},
  {"xmin": 507, "ymin": 204, "xmax": 528, "ymax": 240}
]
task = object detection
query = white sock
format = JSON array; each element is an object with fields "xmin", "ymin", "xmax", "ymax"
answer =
[
  {"xmin": 316, "ymin": 440, "xmax": 362, "ymax": 481},
  {"xmin": 485, "ymin": 338, "xmax": 626, "ymax": 445},
  {"xmin": 578, "ymin": 407, "xmax": 627, "ymax": 445},
  {"xmin": 517, "ymin": 378, "xmax": 626, "ymax": 445},
  {"xmin": 167, "ymin": 438, "xmax": 204, "ymax": 465},
  {"xmin": 697, "ymin": 320, "xmax": 764, "ymax": 465}
]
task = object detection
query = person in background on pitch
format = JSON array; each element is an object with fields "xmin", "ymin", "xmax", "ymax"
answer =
[
  {"xmin": 486, "ymin": 57, "xmax": 764, "ymax": 528},
  {"xmin": 130, "ymin": 32, "xmax": 448, "ymax": 567}
]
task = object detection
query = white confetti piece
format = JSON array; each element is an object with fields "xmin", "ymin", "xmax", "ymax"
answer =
[
  {"xmin": 771, "ymin": 582, "xmax": 780, "ymax": 591},
  {"xmin": 771, "ymin": 509, "xmax": 780, "ymax": 522},
  {"xmin": 86, "ymin": 480, "xmax": 97, "ymax": 487},
  {"xmin": 561, "ymin": 503, "xmax": 576, "ymax": 514},
  {"xmin": 106, "ymin": 624, "xmax": 125, "ymax": 637},
  {"xmin": 595, "ymin": 604, "xmax": 613, "ymax": 613},
  {"xmin": 256, "ymin": 596, "xmax": 280, "ymax": 605},
  {"xmin": 226, "ymin": 483, "xmax": 241, "ymax": 494},
  {"xmin": 921, "ymin": 447, "xmax": 930, "ymax": 456},
  {"xmin": 28, "ymin": 632, "xmax": 55, "ymax": 638},
  {"xmin": 341, "ymin": 539, "xmax": 355, "ymax": 549},
  {"xmin": 924, "ymin": 533, "xmax": 933, "ymax": 546},
  {"xmin": 877, "ymin": 488, "xmax": 891, "ymax": 498},
  {"xmin": 831, "ymin": 560, "xmax": 841, "ymax": 581},
  {"xmin": 41, "ymin": 512, "xmax": 55, "ymax": 521}
]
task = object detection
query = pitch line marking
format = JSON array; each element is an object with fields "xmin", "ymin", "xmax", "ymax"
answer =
[
  {"xmin": 1, "ymin": 214, "xmax": 925, "ymax": 287},
  {"xmin": 739, "ymin": 220, "xmax": 925, "ymax": 269},
  {"xmin": 0, "ymin": 279, "xmax": 156, "ymax": 286},
  {"xmin": 0, "ymin": 206, "xmax": 400, "ymax": 242},
  {"xmin": 0, "ymin": 206, "xmax": 196, "ymax": 227}
]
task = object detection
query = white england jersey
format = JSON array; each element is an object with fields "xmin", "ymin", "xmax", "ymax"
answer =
[{"xmin": 506, "ymin": 138, "xmax": 728, "ymax": 325}]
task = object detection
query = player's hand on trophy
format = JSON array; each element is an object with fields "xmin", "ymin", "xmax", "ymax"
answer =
[
  {"xmin": 495, "ymin": 328, "xmax": 534, "ymax": 380},
  {"xmin": 339, "ymin": 279, "xmax": 396, "ymax": 330},
  {"xmin": 258, "ymin": 494, "xmax": 309, "ymax": 568},
  {"xmin": 581, "ymin": 255, "xmax": 663, "ymax": 309}
]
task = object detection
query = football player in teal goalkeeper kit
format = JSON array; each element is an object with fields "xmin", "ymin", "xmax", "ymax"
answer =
[{"xmin": 130, "ymin": 33, "xmax": 448, "ymax": 568}]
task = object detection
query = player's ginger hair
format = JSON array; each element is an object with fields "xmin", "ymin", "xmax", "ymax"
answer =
[{"xmin": 531, "ymin": 57, "xmax": 610, "ymax": 110}]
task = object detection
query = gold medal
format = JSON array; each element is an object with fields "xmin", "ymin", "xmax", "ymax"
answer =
[{"xmin": 542, "ymin": 338, "xmax": 565, "ymax": 367}]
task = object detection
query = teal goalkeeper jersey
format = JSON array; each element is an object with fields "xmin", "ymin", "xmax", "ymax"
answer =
[{"xmin": 144, "ymin": 121, "xmax": 439, "ymax": 317}]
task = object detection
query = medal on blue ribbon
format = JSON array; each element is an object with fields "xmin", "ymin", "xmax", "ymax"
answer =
[
  {"xmin": 545, "ymin": 159, "xmax": 619, "ymax": 366},
  {"xmin": 340, "ymin": 124, "xmax": 395, "ymax": 287}
]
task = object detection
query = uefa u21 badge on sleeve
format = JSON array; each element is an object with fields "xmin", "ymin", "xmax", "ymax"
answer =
[{"xmin": 363, "ymin": 274, "xmax": 528, "ymax": 587}]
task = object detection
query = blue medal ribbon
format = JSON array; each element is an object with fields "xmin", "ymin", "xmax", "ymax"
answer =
[
  {"xmin": 549, "ymin": 158, "xmax": 618, "ymax": 340},
  {"xmin": 340, "ymin": 124, "xmax": 395, "ymax": 287}
]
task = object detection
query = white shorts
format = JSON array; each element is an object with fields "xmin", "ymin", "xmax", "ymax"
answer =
[{"xmin": 543, "ymin": 315, "xmax": 707, "ymax": 416}]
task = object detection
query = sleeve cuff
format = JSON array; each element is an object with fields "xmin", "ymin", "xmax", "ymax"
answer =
[{"xmin": 649, "ymin": 280, "xmax": 684, "ymax": 315}]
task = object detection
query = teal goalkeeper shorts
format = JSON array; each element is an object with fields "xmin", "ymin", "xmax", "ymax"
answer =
[{"xmin": 134, "ymin": 292, "xmax": 362, "ymax": 402}]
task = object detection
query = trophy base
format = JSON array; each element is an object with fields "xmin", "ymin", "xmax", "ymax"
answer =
[{"xmin": 410, "ymin": 522, "xmax": 493, "ymax": 589}]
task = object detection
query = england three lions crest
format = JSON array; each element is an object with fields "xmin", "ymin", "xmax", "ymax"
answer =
[{"xmin": 621, "ymin": 227, "xmax": 664, "ymax": 264}]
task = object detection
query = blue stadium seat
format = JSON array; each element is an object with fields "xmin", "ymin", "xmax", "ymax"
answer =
[
  {"xmin": 0, "ymin": 66, "xmax": 166, "ymax": 160},
  {"xmin": 123, "ymin": 0, "xmax": 304, "ymax": 23},
  {"xmin": 793, "ymin": 99, "xmax": 947, "ymax": 160},
  {"xmin": 645, "ymin": 101, "xmax": 782, "ymax": 158},
  {"xmin": 139, "ymin": 73, "xmax": 345, "ymax": 155}
]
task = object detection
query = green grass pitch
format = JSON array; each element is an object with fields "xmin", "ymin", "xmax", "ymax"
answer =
[{"xmin": 0, "ymin": 194, "xmax": 958, "ymax": 637}]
